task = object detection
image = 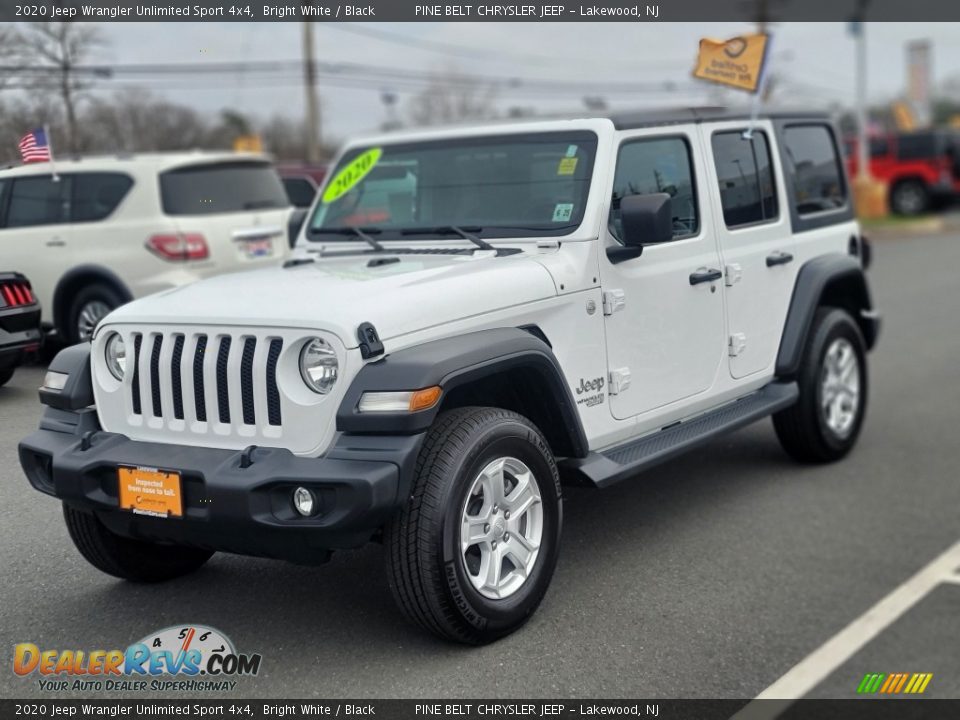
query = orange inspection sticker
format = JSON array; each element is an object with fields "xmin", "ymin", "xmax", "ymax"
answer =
[{"xmin": 118, "ymin": 466, "xmax": 183, "ymax": 518}]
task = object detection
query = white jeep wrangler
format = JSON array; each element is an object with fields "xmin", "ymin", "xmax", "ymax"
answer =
[{"xmin": 21, "ymin": 108, "xmax": 879, "ymax": 644}]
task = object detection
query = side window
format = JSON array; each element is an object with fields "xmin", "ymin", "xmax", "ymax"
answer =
[
  {"xmin": 869, "ymin": 137, "xmax": 890, "ymax": 157},
  {"xmin": 896, "ymin": 133, "xmax": 939, "ymax": 161},
  {"xmin": 610, "ymin": 136, "xmax": 698, "ymax": 243},
  {"xmin": 711, "ymin": 131, "xmax": 778, "ymax": 228},
  {"xmin": 71, "ymin": 173, "xmax": 133, "ymax": 222},
  {"xmin": 6, "ymin": 176, "xmax": 71, "ymax": 228},
  {"xmin": 782, "ymin": 125, "xmax": 847, "ymax": 215}
]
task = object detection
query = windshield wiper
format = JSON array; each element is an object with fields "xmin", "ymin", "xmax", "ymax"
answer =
[
  {"xmin": 400, "ymin": 225, "xmax": 495, "ymax": 252},
  {"xmin": 309, "ymin": 226, "xmax": 384, "ymax": 252}
]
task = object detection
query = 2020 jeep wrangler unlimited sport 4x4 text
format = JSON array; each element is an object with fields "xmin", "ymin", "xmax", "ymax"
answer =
[{"xmin": 20, "ymin": 108, "xmax": 879, "ymax": 644}]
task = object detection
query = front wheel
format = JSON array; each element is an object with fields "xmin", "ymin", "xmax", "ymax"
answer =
[
  {"xmin": 773, "ymin": 308, "xmax": 868, "ymax": 463},
  {"xmin": 385, "ymin": 407, "xmax": 562, "ymax": 644},
  {"xmin": 63, "ymin": 504, "xmax": 214, "ymax": 582}
]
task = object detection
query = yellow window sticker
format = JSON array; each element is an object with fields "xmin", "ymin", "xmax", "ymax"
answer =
[
  {"xmin": 322, "ymin": 147, "xmax": 383, "ymax": 203},
  {"xmin": 557, "ymin": 157, "xmax": 578, "ymax": 176}
]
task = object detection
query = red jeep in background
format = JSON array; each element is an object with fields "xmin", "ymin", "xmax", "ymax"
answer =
[{"xmin": 845, "ymin": 130, "xmax": 960, "ymax": 215}]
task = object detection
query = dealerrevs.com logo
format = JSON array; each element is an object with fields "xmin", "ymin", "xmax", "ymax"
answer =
[{"xmin": 13, "ymin": 625, "xmax": 262, "ymax": 693}]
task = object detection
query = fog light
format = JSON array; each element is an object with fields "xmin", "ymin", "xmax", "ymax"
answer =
[{"xmin": 293, "ymin": 486, "xmax": 316, "ymax": 517}]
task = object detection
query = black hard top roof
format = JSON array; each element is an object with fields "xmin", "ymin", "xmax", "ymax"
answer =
[{"xmin": 608, "ymin": 106, "xmax": 834, "ymax": 130}]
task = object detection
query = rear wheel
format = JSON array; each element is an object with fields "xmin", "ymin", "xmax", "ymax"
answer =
[
  {"xmin": 63, "ymin": 504, "xmax": 213, "ymax": 582},
  {"xmin": 0, "ymin": 365, "xmax": 14, "ymax": 387},
  {"xmin": 774, "ymin": 308, "xmax": 868, "ymax": 463},
  {"xmin": 385, "ymin": 407, "xmax": 562, "ymax": 644},
  {"xmin": 890, "ymin": 180, "xmax": 929, "ymax": 216},
  {"xmin": 65, "ymin": 284, "xmax": 124, "ymax": 344}
]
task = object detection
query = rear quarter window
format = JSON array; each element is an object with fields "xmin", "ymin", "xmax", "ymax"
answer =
[
  {"xmin": 782, "ymin": 124, "xmax": 847, "ymax": 216},
  {"xmin": 282, "ymin": 177, "xmax": 317, "ymax": 208},
  {"xmin": 896, "ymin": 132, "xmax": 942, "ymax": 161},
  {"xmin": 160, "ymin": 161, "xmax": 289, "ymax": 216}
]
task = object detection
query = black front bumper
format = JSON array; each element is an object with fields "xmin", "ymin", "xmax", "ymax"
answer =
[{"xmin": 20, "ymin": 408, "xmax": 423, "ymax": 562}]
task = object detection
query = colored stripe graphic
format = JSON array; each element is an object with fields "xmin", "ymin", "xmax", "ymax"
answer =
[{"xmin": 857, "ymin": 672, "xmax": 932, "ymax": 694}]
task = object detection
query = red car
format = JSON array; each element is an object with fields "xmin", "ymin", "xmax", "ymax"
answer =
[
  {"xmin": 0, "ymin": 272, "xmax": 42, "ymax": 388},
  {"xmin": 845, "ymin": 130, "xmax": 960, "ymax": 215}
]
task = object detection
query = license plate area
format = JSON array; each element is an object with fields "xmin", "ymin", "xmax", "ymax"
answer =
[
  {"xmin": 118, "ymin": 466, "xmax": 183, "ymax": 518},
  {"xmin": 238, "ymin": 237, "xmax": 274, "ymax": 259}
]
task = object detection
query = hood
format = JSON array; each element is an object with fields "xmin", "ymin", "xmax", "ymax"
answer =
[{"xmin": 103, "ymin": 251, "xmax": 558, "ymax": 347}]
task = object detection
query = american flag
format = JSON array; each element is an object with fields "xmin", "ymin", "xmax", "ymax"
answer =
[{"xmin": 18, "ymin": 128, "xmax": 52, "ymax": 163}]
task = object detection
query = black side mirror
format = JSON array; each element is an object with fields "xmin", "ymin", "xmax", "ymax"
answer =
[{"xmin": 607, "ymin": 193, "xmax": 673, "ymax": 264}]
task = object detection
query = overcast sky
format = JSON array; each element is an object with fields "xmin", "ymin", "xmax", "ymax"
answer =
[{"xmin": 60, "ymin": 22, "xmax": 960, "ymax": 144}]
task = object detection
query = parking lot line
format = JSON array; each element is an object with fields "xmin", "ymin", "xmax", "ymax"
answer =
[{"xmin": 750, "ymin": 538, "xmax": 960, "ymax": 701}]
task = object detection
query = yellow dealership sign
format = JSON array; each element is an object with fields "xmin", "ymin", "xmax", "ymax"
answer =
[
  {"xmin": 891, "ymin": 102, "xmax": 916, "ymax": 131},
  {"xmin": 233, "ymin": 134, "xmax": 263, "ymax": 152},
  {"xmin": 693, "ymin": 33, "xmax": 770, "ymax": 93}
]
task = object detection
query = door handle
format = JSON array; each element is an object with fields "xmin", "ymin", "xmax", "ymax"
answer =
[
  {"xmin": 46, "ymin": 239, "xmax": 65, "ymax": 247},
  {"xmin": 689, "ymin": 268, "xmax": 723, "ymax": 285},
  {"xmin": 766, "ymin": 251, "xmax": 794, "ymax": 267}
]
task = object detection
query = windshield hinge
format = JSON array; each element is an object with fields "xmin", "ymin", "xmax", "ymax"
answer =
[
  {"xmin": 536, "ymin": 240, "xmax": 560, "ymax": 252},
  {"xmin": 357, "ymin": 322, "xmax": 384, "ymax": 360}
]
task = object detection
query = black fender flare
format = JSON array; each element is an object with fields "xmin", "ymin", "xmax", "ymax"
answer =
[
  {"xmin": 52, "ymin": 265, "xmax": 133, "ymax": 333},
  {"xmin": 775, "ymin": 254, "xmax": 879, "ymax": 377},
  {"xmin": 337, "ymin": 327, "xmax": 588, "ymax": 458}
]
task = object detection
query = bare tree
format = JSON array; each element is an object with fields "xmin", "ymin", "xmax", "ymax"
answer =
[
  {"xmin": 406, "ymin": 70, "xmax": 498, "ymax": 128},
  {"xmin": 16, "ymin": 23, "xmax": 103, "ymax": 153},
  {"xmin": 0, "ymin": 26, "xmax": 29, "ymax": 92},
  {"xmin": 82, "ymin": 90, "xmax": 210, "ymax": 153}
]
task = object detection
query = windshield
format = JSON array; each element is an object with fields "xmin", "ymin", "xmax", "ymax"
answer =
[
  {"xmin": 160, "ymin": 161, "xmax": 289, "ymax": 216},
  {"xmin": 309, "ymin": 131, "xmax": 598, "ymax": 240}
]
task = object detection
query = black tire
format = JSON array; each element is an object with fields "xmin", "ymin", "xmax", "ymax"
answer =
[
  {"xmin": 890, "ymin": 180, "xmax": 929, "ymax": 216},
  {"xmin": 773, "ymin": 308, "xmax": 868, "ymax": 463},
  {"xmin": 385, "ymin": 407, "xmax": 562, "ymax": 644},
  {"xmin": 0, "ymin": 365, "xmax": 14, "ymax": 387},
  {"xmin": 65, "ymin": 284, "xmax": 124, "ymax": 345},
  {"xmin": 63, "ymin": 504, "xmax": 213, "ymax": 583}
]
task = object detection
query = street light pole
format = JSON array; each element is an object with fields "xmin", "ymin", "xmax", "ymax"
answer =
[{"xmin": 302, "ymin": 21, "xmax": 321, "ymax": 163}]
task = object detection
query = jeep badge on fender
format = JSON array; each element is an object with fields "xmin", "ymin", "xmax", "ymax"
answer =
[{"xmin": 20, "ymin": 108, "xmax": 879, "ymax": 645}]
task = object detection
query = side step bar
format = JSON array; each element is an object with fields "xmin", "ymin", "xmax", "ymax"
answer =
[{"xmin": 560, "ymin": 381, "xmax": 799, "ymax": 488}]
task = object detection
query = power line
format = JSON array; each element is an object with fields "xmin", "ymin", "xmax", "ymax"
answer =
[{"xmin": 3, "ymin": 59, "xmax": 697, "ymax": 95}]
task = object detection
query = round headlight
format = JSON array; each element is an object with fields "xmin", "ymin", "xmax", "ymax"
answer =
[
  {"xmin": 299, "ymin": 337, "xmax": 338, "ymax": 394},
  {"xmin": 104, "ymin": 333, "xmax": 126, "ymax": 381}
]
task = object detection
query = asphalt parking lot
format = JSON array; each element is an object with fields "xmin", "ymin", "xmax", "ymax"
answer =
[{"xmin": 2, "ymin": 230, "xmax": 959, "ymax": 701}]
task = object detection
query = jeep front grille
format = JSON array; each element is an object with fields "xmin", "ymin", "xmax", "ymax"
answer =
[{"xmin": 128, "ymin": 331, "xmax": 283, "ymax": 429}]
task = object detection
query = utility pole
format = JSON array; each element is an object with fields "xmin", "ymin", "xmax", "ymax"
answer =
[
  {"xmin": 852, "ymin": 1, "xmax": 871, "ymax": 180},
  {"xmin": 302, "ymin": 21, "xmax": 321, "ymax": 163}
]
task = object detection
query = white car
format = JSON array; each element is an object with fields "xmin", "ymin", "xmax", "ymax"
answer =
[
  {"xmin": 0, "ymin": 152, "xmax": 292, "ymax": 343},
  {"xmin": 21, "ymin": 109, "xmax": 880, "ymax": 644}
]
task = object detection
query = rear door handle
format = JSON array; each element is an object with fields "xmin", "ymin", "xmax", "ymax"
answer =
[
  {"xmin": 46, "ymin": 238, "xmax": 65, "ymax": 247},
  {"xmin": 766, "ymin": 251, "xmax": 794, "ymax": 267},
  {"xmin": 689, "ymin": 268, "xmax": 723, "ymax": 285}
]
